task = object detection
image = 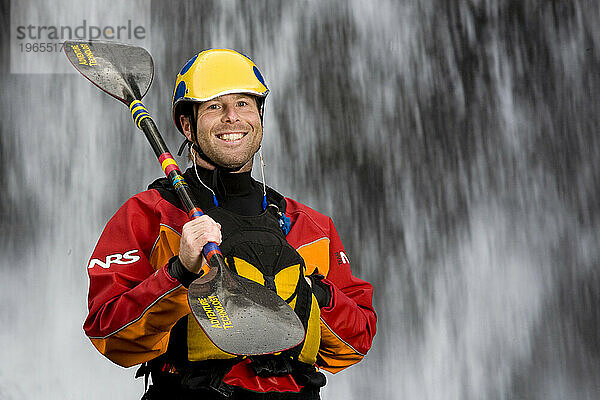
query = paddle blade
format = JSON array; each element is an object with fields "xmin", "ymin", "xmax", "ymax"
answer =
[
  {"xmin": 188, "ymin": 257, "xmax": 306, "ymax": 355},
  {"xmin": 63, "ymin": 40, "xmax": 153, "ymax": 105}
]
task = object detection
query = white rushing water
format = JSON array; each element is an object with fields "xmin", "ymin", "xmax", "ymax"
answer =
[{"xmin": 2, "ymin": 0, "xmax": 600, "ymax": 399}]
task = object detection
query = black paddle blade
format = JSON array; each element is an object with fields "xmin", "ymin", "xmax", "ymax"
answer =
[
  {"xmin": 63, "ymin": 40, "xmax": 153, "ymax": 105},
  {"xmin": 188, "ymin": 257, "xmax": 305, "ymax": 355}
]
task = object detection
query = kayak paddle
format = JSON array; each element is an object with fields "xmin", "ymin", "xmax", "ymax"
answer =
[{"xmin": 63, "ymin": 40, "xmax": 305, "ymax": 355}]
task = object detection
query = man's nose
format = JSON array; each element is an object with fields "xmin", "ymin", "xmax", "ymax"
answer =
[{"xmin": 221, "ymin": 104, "xmax": 241, "ymax": 123}]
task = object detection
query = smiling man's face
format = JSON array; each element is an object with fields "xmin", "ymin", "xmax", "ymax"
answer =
[{"xmin": 181, "ymin": 93, "xmax": 263, "ymax": 172}]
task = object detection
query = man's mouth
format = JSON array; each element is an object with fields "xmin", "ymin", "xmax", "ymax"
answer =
[{"xmin": 216, "ymin": 132, "xmax": 247, "ymax": 142}]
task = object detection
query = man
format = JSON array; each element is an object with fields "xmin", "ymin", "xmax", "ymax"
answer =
[{"xmin": 84, "ymin": 49, "xmax": 377, "ymax": 399}]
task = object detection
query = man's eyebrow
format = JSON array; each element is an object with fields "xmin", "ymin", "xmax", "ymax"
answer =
[{"xmin": 198, "ymin": 99, "xmax": 219, "ymax": 108}]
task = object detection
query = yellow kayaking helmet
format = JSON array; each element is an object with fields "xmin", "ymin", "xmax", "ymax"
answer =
[{"xmin": 172, "ymin": 49, "xmax": 269, "ymax": 134}]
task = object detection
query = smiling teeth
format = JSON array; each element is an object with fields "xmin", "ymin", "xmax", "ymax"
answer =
[{"xmin": 219, "ymin": 133, "xmax": 245, "ymax": 141}]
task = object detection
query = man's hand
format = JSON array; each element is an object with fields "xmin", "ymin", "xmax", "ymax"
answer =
[{"xmin": 179, "ymin": 215, "xmax": 222, "ymax": 274}]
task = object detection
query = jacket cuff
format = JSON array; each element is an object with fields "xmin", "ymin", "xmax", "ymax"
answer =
[
  {"xmin": 308, "ymin": 274, "xmax": 332, "ymax": 308},
  {"xmin": 167, "ymin": 256, "xmax": 201, "ymax": 288}
]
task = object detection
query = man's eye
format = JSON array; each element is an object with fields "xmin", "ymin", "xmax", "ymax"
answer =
[
  {"xmin": 237, "ymin": 101, "xmax": 248, "ymax": 107},
  {"xmin": 207, "ymin": 104, "xmax": 220, "ymax": 110}
]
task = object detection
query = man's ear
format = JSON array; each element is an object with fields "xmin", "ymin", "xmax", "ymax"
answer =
[{"xmin": 179, "ymin": 114, "xmax": 193, "ymax": 142}]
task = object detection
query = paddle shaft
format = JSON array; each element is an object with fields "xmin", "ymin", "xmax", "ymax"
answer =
[{"xmin": 129, "ymin": 100, "xmax": 221, "ymax": 262}]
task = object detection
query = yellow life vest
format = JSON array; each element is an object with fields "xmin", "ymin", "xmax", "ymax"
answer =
[{"xmin": 186, "ymin": 205, "xmax": 321, "ymax": 366}]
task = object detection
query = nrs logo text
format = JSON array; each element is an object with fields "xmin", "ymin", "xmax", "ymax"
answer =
[{"xmin": 88, "ymin": 250, "xmax": 141, "ymax": 269}]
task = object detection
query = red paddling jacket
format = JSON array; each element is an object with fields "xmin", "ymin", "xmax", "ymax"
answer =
[{"xmin": 83, "ymin": 168, "xmax": 377, "ymax": 395}]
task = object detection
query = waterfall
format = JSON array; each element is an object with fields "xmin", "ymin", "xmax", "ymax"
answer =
[{"xmin": 1, "ymin": 1, "xmax": 599, "ymax": 399}]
